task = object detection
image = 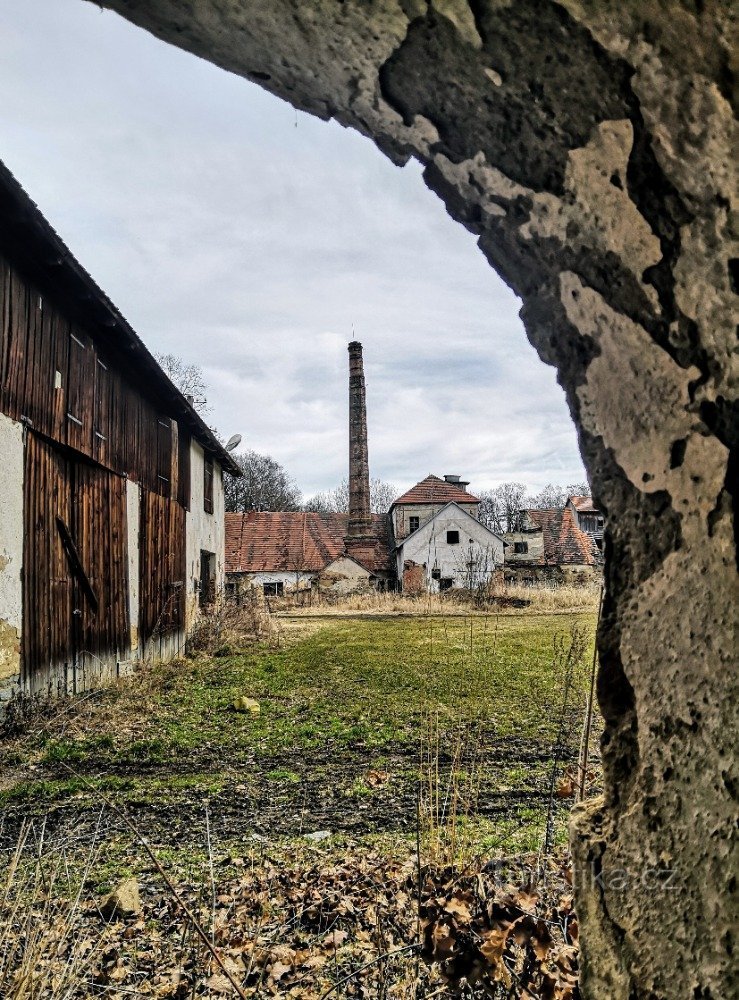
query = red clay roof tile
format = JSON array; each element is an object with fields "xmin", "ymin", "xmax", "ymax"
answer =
[
  {"xmin": 225, "ymin": 511, "xmax": 392, "ymax": 575},
  {"xmin": 392, "ymin": 474, "xmax": 479, "ymax": 506},
  {"xmin": 526, "ymin": 507, "xmax": 601, "ymax": 566}
]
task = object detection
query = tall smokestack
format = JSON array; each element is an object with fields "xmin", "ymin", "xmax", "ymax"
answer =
[{"xmin": 347, "ymin": 341, "xmax": 373, "ymax": 541}]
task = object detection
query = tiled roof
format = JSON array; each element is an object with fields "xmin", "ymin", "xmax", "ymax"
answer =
[
  {"xmin": 568, "ymin": 495, "xmax": 598, "ymax": 513},
  {"xmin": 225, "ymin": 511, "xmax": 392, "ymax": 575},
  {"xmin": 526, "ymin": 507, "xmax": 602, "ymax": 566},
  {"xmin": 392, "ymin": 475, "xmax": 479, "ymax": 506}
]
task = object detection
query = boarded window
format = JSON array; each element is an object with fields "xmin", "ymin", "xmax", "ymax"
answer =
[
  {"xmin": 203, "ymin": 455, "xmax": 214, "ymax": 514},
  {"xmin": 514, "ymin": 541, "xmax": 529, "ymax": 554},
  {"xmin": 93, "ymin": 358, "xmax": 111, "ymax": 464},
  {"xmin": 409, "ymin": 515, "xmax": 420, "ymax": 533},
  {"xmin": 177, "ymin": 426, "xmax": 191, "ymax": 510},
  {"xmin": 156, "ymin": 418, "xmax": 172, "ymax": 496},
  {"xmin": 66, "ymin": 333, "xmax": 87, "ymax": 426},
  {"xmin": 446, "ymin": 530, "xmax": 460, "ymax": 545}
]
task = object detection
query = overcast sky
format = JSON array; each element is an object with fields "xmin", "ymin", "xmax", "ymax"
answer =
[{"xmin": 0, "ymin": 0, "xmax": 587, "ymax": 498}]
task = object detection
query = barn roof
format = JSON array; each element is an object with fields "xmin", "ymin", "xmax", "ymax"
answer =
[
  {"xmin": 392, "ymin": 474, "xmax": 479, "ymax": 506},
  {"xmin": 526, "ymin": 507, "xmax": 602, "ymax": 566},
  {"xmin": 0, "ymin": 159, "xmax": 240, "ymax": 475},
  {"xmin": 568, "ymin": 495, "xmax": 598, "ymax": 513},
  {"xmin": 225, "ymin": 511, "xmax": 392, "ymax": 575}
]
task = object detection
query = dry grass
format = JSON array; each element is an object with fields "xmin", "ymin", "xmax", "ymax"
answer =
[{"xmin": 280, "ymin": 581, "xmax": 601, "ymax": 617}]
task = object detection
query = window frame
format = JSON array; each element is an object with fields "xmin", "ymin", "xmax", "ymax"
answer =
[{"xmin": 203, "ymin": 454, "xmax": 214, "ymax": 514}]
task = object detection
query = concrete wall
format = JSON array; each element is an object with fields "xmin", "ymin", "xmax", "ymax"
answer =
[
  {"xmin": 185, "ymin": 441, "xmax": 226, "ymax": 629},
  {"xmin": 392, "ymin": 501, "xmax": 478, "ymax": 541},
  {"xmin": 0, "ymin": 413, "xmax": 24, "ymax": 702},
  {"xmin": 398, "ymin": 506, "xmax": 504, "ymax": 592}
]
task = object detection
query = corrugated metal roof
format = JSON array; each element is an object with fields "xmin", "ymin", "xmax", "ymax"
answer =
[
  {"xmin": 225, "ymin": 511, "xmax": 392, "ymax": 575},
  {"xmin": 392, "ymin": 474, "xmax": 479, "ymax": 506}
]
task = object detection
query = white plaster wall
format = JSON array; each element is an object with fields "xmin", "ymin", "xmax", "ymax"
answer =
[
  {"xmin": 237, "ymin": 571, "xmax": 316, "ymax": 590},
  {"xmin": 398, "ymin": 505, "xmax": 504, "ymax": 592},
  {"xmin": 0, "ymin": 413, "xmax": 24, "ymax": 689},
  {"xmin": 502, "ymin": 530, "xmax": 546, "ymax": 564},
  {"xmin": 320, "ymin": 556, "xmax": 373, "ymax": 594},
  {"xmin": 126, "ymin": 479, "xmax": 140, "ymax": 659},
  {"xmin": 185, "ymin": 441, "xmax": 226, "ymax": 629},
  {"xmin": 392, "ymin": 501, "xmax": 479, "ymax": 541}
]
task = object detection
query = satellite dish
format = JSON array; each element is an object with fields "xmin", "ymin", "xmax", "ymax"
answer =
[{"xmin": 225, "ymin": 434, "xmax": 242, "ymax": 453}]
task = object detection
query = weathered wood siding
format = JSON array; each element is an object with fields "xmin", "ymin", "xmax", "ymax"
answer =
[
  {"xmin": 0, "ymin": 254, "xmax": 180, "ymax": 497},
  {"xmin": 22, "ymin": 433, "xmax": 130, "ymax": 693},
  {"xmin": 139, "ymin": 487, "xmax": 186, "ymax": 655}
]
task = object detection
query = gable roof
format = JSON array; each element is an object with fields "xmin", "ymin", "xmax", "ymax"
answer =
[
  {"xmin": 526, "ymin": 507, "xmax": 602, "ymax": 566},
  {"xmin": 397, "ymin": 501, "xmax": 503, "ymax": 548},
  {"xmin": 568, "ymin": 495, "xmax": 599, "ymax": 513},
  {"xmin": 392, "ymin": 474, "xmax": 479, "ymax": 506},
  {"xmin": 225, "ymin": 511, "xmax": 392, "ymax": 575},
  {"xmin": 0, "ymin": 159, "xmax": 240, "ymax": 475}
]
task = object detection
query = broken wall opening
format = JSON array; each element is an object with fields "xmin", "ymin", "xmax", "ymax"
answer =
[{"xmin": 71, "ymin": 3, "xmax": 738, "ymax": 996}]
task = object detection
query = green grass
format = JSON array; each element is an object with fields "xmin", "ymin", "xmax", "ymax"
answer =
[
  {"xmin": 3, "ymin": 611, "xmax": 597, "ymax": 862},
  {"xmin": 116, "ymin": 612, "xmax": 596, "ymax": 760}
]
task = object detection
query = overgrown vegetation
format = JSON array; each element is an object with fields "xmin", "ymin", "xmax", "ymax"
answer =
[{"xmin": 0, "ymin": 598, "xmax": 600, "ymax": 997}]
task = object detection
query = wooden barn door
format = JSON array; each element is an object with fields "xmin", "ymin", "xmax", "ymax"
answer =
[
  {"xmin": 139, "ymin": 489, "xmax": 186, "ymax": 655},
  {"xmin": 22, "ymin": 434, "xmax": 74, "ymax": 691},
  {"xmin": 23, "ymin": 434, "xmax": 129, "ymax": 692}
]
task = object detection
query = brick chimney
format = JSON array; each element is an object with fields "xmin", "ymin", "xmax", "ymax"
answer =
[
  {"xmin": 347, "ymin": 341, "xmax": 372, "ymax": 537},
  {"xmin": 345, "ymin": 341, "xmax": 376, "ymax": 553}
]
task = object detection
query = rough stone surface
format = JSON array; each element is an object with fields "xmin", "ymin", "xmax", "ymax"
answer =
[
  {"xmin": 100, "ymin": 877, "xmax": 142, "ymax": 921},
  {"xmin": 84, "ymin": 2, "xmax": 737, "ymax": 996}
]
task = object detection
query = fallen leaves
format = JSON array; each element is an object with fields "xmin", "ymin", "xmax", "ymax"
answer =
[{"xmin": 1, "ymin": 842, "xmax": 579, "ymax": 998}]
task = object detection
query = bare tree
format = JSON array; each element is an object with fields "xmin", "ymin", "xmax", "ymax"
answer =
[
  {"xmin": 225, "ymin": 450, "xmax": 302, "ymax": 512},
  {"xmin": 155, "ymin": 353, "xmax": 210, "ymax": 415},
  {"xmin": 304, "ymin": 477, "xmax": 398, "ymax": 515},
  {"xmin": 528, "ymin": 481, "xmax": 590, "ymax": 509}
]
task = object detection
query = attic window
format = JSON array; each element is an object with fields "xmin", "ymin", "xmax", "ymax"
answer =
[
  {"xmin": 446, "ymin": 530, "xmax": 460, "ymax": 545},
  {"xmin": 409, "ymin": 516, "xmax": 420, "ymax": 532},
  {"xmin": 514, "ymin": 541, "xmax": 529, "ymax": 554}
]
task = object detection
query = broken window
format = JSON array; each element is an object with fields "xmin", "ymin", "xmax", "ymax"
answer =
[
  {"xmin": 431, "ymin": 567, "xmax": 441, "ymax": 580},
  {"xmin": 439, "ymin": 578, "xmax": 453, "ymax": 591},
  {"xmin": 514, "ymin": 541, "xmax": 529, "ymax": 554},
  {"xmin": 409, "ymin": 515, "xmax": 420, "ymax": 533},
  {"xmin": 263, "ymin": 581, "xmax": 284, "ymax": 597},
  {"xmin": 203, "ymin": 455, "xmax": 214, "ymax": 514},
  {"xmin": 446, "ymin": 530, "xmax": 460, "ymax": 545}
]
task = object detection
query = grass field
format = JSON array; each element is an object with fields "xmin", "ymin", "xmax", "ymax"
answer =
[{"xmin": 0, "ymin": 604, "xmax": 600, "ymax": 997}]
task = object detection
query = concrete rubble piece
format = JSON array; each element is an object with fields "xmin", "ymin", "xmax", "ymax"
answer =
[{"xmin": 85, "ymin": 2, "xmax": 737, "ymax": 996}]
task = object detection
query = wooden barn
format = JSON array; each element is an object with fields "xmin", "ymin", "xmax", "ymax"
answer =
[{"xmin": 0, "ymin": 162, "xmax": 240, "ymax": 704}]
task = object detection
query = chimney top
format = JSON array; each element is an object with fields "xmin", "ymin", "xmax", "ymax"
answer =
[
  {"xmin": 348, "ymin": 341, "xmax": 362, "ymax": 352},
  {"xmin": 444, "ymin": 474, "xmax": 469, "ymax": 491}
]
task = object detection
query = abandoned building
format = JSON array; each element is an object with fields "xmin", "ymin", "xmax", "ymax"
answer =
[
  {"xmin": 390, "ymin": 475, "xmax": 504, "ymax": 592},
  {"xmin": 225, "ymin": 510, "xmax": 391, "ymax": 597},
  {"xmin": 225, "ymin": 341, "xmax": 393, "ymax": 595},
  {"xmin": 503, "ymin": 496, "xmax": 604, "ymax": 582},
  {"xmin": 0, "ymin": 161, "xmax": 240, "ymax": 702}
]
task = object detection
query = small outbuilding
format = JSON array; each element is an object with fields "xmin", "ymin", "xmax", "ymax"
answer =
[{"xmin": 225, "ymin": 511, "xmax": 393, "ymax": 598}]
